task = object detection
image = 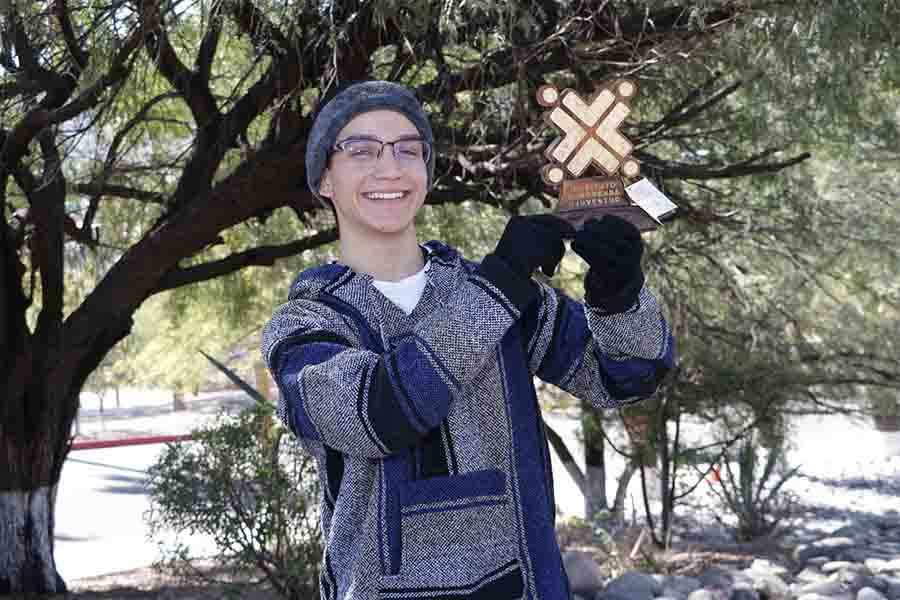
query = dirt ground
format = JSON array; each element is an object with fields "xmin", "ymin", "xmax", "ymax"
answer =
[
  {"xmin": 49, "ymin": 524, "xmax": 786, "ymax": 600},
  {"xmin": 43, "ymin": 562, "xmax": 284, "ymax": 600}
]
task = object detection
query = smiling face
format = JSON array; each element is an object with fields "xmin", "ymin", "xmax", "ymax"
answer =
[{"xmin": 318, "ymin": 110, "xmax": 428, "ymax": 247}]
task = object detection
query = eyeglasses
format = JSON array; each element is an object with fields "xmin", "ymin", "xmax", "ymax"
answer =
[{"xmin": 332, "ymin": 136, "xmax": 431, "ymax": 168}]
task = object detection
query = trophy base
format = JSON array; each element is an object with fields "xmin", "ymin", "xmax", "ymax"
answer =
[
  {"xmin": 555, "ymin": 176, "xmax": 659, "ymax": 233},
  {"xmin": 556, "ymin": 205, "xmax": 659, "ymax": 232}
]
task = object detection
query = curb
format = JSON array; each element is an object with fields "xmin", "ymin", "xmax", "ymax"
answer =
[{"xmin": 71, "ymin": 434, "xmax": 195, "ymax": 451}]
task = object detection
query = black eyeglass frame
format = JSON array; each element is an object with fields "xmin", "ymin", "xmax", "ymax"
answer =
[{"xmin": 331, "ymin": 135, "xmax": 432, "ymax": 165}]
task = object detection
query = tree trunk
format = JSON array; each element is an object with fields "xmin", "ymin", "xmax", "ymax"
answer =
[
  {"xmin": 0, "ymin": 378, "xmax": 73, "ymax": 595},
  {"xmin": 582, "ymin": 403, "xmax": 608, "ymax": 520},
  {"xmin": 1, "ymin": 316, "xmax": 130, "ymax": 593},
  {"xmin": 0, "ymin": 486, "xmax": 64, "ymax": 594}
]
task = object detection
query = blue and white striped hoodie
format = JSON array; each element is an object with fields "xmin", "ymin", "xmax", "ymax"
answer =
[{"xmin": 262, "ymin": 241, "xmax": 674, "ymax": 600}]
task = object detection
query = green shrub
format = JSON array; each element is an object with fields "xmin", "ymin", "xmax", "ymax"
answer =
[
  {"xmin": 707, "ymin": 431, "xmax": 800, "ymax": 541},
  {"xmin": 146, "ymin": 402, "xmax": 322, "ymax": 598}
]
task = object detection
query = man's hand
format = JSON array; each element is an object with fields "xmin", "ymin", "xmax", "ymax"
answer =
[
  {"xmin": 572, "ymin": 215, "xmax": 645, "ymax": 314},
  {"xmin": 492, "ymin": 214, "xmax": 576, "ymax": 279}
]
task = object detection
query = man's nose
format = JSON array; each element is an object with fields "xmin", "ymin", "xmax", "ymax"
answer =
[{"xmin": 372, "ymin": 144, "xmax": 402, "ymax": 175}]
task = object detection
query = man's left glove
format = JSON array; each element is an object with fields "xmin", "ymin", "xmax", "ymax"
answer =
[
  {"xmin": 478, "ymin": 214, "xmax": 575, "ymax": 313},
  {"xmin": 571, "ymin": 215, "xmax": 645, "ymax": 314}
]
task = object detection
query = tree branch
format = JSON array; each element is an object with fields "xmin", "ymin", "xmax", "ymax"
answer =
[
  {"xmin": 140, "ymin": 0, "xmax": 218, "ymax": 126},
  {"xmin": 157, "ymin": 228, "xmax": 337, "ymax": 291},
  {"xmin": 54, "ymin": 0, "xmax": 90, "ymax": 72},
  {"xmin": 70, "ymin": 182, "xmax": 165, "ymax": 204},
  {"xmin": 195, "ymin": 6, "xmax": 224, "ymax": 81},
  {"xmin": 417, "ymin": 4, "xmax": 742, "ymax": 100},
  {"xmin": 29, "ymin": 130, "xmax": 66, "ymax": 347},
  {"xmin": 48, "ymin": 26, "xmax": 143, "ymax": 124},
  {"xmin": 81, "ymin": 91, "xmax": 178, "ymax": 232},
  {"xmin": 640, "ymin": 150, "xmax": 812, "ymax": 181}
]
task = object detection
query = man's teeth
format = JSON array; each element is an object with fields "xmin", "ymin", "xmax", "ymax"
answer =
[{"xmin": 366, "ymin": 192, "xmax": 405, "ymax": 200}]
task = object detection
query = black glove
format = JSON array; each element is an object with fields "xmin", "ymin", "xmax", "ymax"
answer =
[
  {"xmin": 493, "ymin": 214, "xmax": 575, "ymax": 278},
  {"xmin": 479, "ymin": 215, "xmax": 575, "ymax": 311},
  {"xmin": 571, "ymin": 215, "xmax": 644, "ymax": 314}
]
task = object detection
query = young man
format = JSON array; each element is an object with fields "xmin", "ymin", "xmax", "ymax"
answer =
[{"xmin": 262, "ymin": 80, "xmax": 674, "ymax": 600}]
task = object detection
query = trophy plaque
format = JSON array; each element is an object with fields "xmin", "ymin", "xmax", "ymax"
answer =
[{"xmin": 537, "ymin": 80, "xmax": 674, "ymax": 232}]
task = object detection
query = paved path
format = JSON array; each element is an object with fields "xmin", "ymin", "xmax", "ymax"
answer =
[
  {"xmin": 56, "ymin": 444, "xmax": 219, "ymax": 580},
  {"xmin": 57, "ymin": 390, "xmax": 252, "ymax": 581}
]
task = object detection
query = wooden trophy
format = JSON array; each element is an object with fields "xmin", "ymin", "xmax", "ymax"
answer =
[{"xmin": 537, "ymin": 80, "xmax": 663, "ymax": 233}]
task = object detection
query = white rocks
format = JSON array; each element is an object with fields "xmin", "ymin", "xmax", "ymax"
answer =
[
  {"xmin": 562, "ymin": 519, "xmax": 900, "ymax": 600},
  {"xmin": 748, "ymin": 573, "xmax": 792, "ymax": 600},
  {"xmin": 824, "ymin": 563, "xmax": 869, "ymax": 574},
  {"xmin": 858, "ymin": 588, "xmax": 888, "ymax": 600}
]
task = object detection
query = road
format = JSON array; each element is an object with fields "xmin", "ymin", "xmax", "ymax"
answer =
[{"xmin": 54, "ymin": 441, "xmax": 218, "ymax": 581}]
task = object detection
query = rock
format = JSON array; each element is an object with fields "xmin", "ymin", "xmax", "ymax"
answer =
[
  {"xmin": 563, "ymin": 551, "xmax": 605, "ymax": 598},
  {"xmin": 698, "ymin": 566, "xmax": 739, "ymax": 589},
  {"xmin": 880, "ymin": 560, "xmax": 900, "ymax": 574},
  {"xmin": 688, "ymin": 589, "xmax": 726, "ymax": 600},
  {"xmin": 744, "ymin": 572, "xmax": 791, "ymax": 600},
  {"xmin": 824, "ymin": 562, "xmax": 872, "ymax": 575},
  {"xmin": 879, "ymin": 577, "xmax": 900, "ymax": 600},
  {"xmin": 866, "ymin": 560, "xmax": 891, "ymax": 574},
  {"xmin": 796, "ymin": 568, "xmax": 832, "ymax": 585},
  {"xmin": 729, "ymin": 584, "xmax": 760, "ymax": 600},
  {"xmin": 833, "ymin": 526, "xmax": 869, "ymax": 541},
  {"xmin": 858, "ymin": 588, "xmax": 888, "ymax": 600},
  {"xmin": 881, "ymin": 511, "xmax": 900, "ymax": 530},
  {"xmin": 660, "ymin": 576, "xmax": 703, "ymax": 599},
  {"xmin": 835, "ymin": 569, "xmax": 886, "ymax": 594},
  {"xmin": 796, "ymin": 594, "xmax": 845, "ymax": 600},
  {"xmin": 795, "ymin": 538, "xmax": 858, "ymax": 565},
  {"xmin": 842, "ymin": 549, "xmax": 898, "ymax": 563},
  {"xmin": 799, "ymin": 594, "xmax": 855, "ymax": 600},
  {"xmin": 748, "ymin": 560, "xmax": 790, "ymax": 580},
  {"xmin": 597, "ymin": 593, "xmax": 633, "ymax": 600},
  {"xmin": 795, "ymin": 580, "xmax": 853, "ymax": 597},
  {"xmin": 603, "ymin": 571, "xmax": 661, "ymax": 600}
]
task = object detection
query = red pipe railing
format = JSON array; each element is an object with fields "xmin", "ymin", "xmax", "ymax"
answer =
[{"xmin": 71, "ymin": 434, "xmax": 194, "ymax": 451}]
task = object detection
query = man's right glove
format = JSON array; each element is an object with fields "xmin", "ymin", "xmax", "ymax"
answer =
[
  {"xmin": 478, "ymin": 214, "xmax": 575, "ymax": 312},
  {"xmin": 571, "ymin": 215, "xmax": 645, "ymax": 314}
]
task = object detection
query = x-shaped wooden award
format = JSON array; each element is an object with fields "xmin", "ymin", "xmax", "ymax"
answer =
[{"xmin": 538, "ymin": 80, "xmax": 659, "ymax": 232}]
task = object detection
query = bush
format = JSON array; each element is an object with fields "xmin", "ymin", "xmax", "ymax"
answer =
[
  {"xmin": 707, "ymin": 431, "xmax": 800, "ymax": 541},
  {"xmin": 146, "ymin": 402, "xmax": 322, "ymax": 598}
]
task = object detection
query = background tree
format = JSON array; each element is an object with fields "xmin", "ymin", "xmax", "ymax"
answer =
[{"xmin": 2, "ymin": 0, "xmax": 898, "ymax": 592}]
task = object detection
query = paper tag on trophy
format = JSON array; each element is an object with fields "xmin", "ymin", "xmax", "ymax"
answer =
[
  {"xmin": 536, "ymin": 80, "xmax": 677, "ymax": 232},
  {"xmin": 625, "ymin": 178, "xmax": 678, "ymax": 223}
]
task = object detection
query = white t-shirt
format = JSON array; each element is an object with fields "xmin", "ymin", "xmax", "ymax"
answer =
[{"xmin": 373, "ymin": 261, "xmax": 430, "ymax": 315}]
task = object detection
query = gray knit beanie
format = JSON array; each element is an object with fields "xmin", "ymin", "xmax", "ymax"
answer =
[{"xmin": 306, "ymin": 80, "xmax": 435, "ymax": 203}]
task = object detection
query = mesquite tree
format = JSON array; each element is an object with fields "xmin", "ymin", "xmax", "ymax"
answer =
[{"xmin": 5, "ymin": 0, "xmax": 881, "ymax": 592}]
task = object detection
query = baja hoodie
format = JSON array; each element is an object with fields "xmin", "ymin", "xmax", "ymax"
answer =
[{"xmin": 261, "ymin": 241, "xmax": 674, "ymax": 600}]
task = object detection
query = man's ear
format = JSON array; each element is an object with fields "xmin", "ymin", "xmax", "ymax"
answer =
[{"xmin": 319, "ymin": 169, "xmax": 334, "ymax": 199}]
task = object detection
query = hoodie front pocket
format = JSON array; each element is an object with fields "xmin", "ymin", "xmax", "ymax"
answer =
[{"xmin": 391, "ymin": 469, "xmax": 514, "ymax": 575}]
